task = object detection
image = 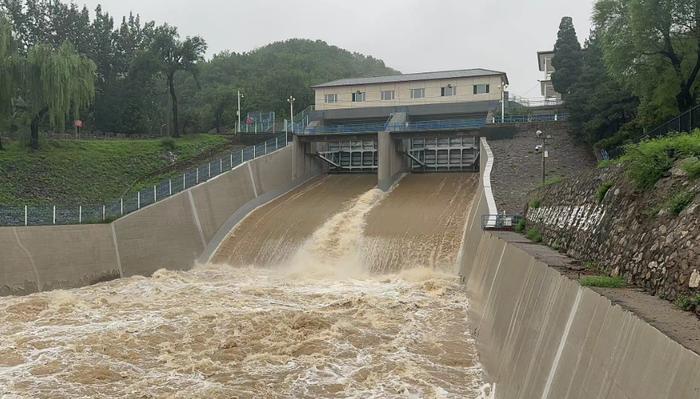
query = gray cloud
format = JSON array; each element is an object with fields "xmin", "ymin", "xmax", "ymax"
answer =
[{"xmin": 81, "ymin": 0, "xmax": 593, "ymax": 97}]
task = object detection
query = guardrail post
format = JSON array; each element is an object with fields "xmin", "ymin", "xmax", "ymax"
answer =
[
  {"xmin": 120, "ymin": 198, "xmax": 124, "ymax": 216},
  {"xmin": 230, "ymin": 153, "xmax": 233, "ymax": 169},
  {"xmin": 137, "ymin": 192, "xmax": 141, "ymax": 209},
  {"xmin": 183, "ymin": 173, "xmax": 186, "ymax": 190},
  {"xmin": 265, "ymin": 141, "xmax": 268, "ymax": 154},
  {"xmin": 555, "ymin": 113, "xmax": 558, "ymax": 121},
  {"xmin": 169, "ymin": 179, "xmax": 172, "ymax": 196},
  {"xmin": 24, "ymin": 205, "xmax": 27, "ymax": 226},
  {"xmin": 253, "ymin": 145, "xmax": 256, "ymax": 158},
  {"xmin": 79, "ymin": 205, "xmax": 82, "ymax": 224},
  {"xmin": 102, "ymin": 205, "xmax": 106, "ymax": 222},
  {"xmin": 220, "ymin": 158, "xmax": 223, "ymax": 173},
  {"xmin": 241, "ymin": 149, "xmax": 244, "ymax": 163},
  {"xmin": 276, "ymin": 137, "xmax": 279, "ymax": 149},
  {"xmin": 196, "ymin": 168, "xmax": 199, "ymax": 184},
  {"xmin": 53, "ymin": 205, "xmax": 56, "ymax": 225},
  {"xmin": 154, "ymin": 185, "xmax": 157, "ymax": 202},
  {"xmin": 208, "ymin": 163, "xmax": 211, "ymax": 178}
]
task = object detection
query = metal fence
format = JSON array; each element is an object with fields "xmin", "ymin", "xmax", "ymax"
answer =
[
  {"xmin": 481, "ymin": 214, "xmax": 524, "ymax": 230},
  {"xmin": 0, "ymin": 133, "xmax": 289, "ymax": 227},
  {"xmin": 601, "ymin": 104, "xmax": 700, "ymax": 160}
]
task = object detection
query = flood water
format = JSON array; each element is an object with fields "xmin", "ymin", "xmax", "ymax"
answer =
[{"xmin": 0, "ymin": 174, "xmax": 491, "ymax": 398}]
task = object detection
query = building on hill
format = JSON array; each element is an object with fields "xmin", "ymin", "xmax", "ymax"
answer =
[
  {"xmin": 537, "ymin": 51, "xmax": 561, "ymax": 101},
  {"xmin": 310, "ymin": 68, "xmax": 508, "ymax": 121}
]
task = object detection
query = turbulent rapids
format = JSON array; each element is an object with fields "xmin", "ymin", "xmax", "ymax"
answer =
[{"xmin": 0, "ymin": 174, "xmax": 490, "ymax": 398}]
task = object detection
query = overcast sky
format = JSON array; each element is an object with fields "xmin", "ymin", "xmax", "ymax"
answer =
[{"xmin": 80, "ymin": 0, "xmax": 594, "ymax": 97}]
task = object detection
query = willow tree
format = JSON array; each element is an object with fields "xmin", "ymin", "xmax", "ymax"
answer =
[
  {"xmin": 0, "ymin": 15, "xmax": 18, "ymax": 151},
  {"xmin": 21, "ymin": 42, "xmax": 96, "ymax": 149},
  {"xmin": 149, "ymin": 24, "xmax": 206, "ymax": 137}
]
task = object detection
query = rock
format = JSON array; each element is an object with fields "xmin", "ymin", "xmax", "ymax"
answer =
[{"xmin": 690, "ymin": 270, "xmax": 700, "ymax": 289}]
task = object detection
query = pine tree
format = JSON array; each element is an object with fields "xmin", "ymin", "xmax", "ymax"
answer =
[{"xmin": 551, "ymin": 16, "xmax": 582, "ymax": 97}]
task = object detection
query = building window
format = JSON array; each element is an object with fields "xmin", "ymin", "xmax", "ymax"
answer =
[
  {"xmin": 324, "ymin": 94, "xmax": 338, "ymax": 104},
  {"xmin": 441, "ymin": 85, "xmax": 456, "ymax": 97},
  {"xmin": 381, "ymin": 90, "xmax": 395, "ymax": 101},
  {"xmin": 352, "ymin": 91, "xmax": 366, "ymax": 102},
  {"xmin": 473, "ymin": 84, "xmax": 490, "ymax": 95},
  {"xmin": 410, "ymin": 88, "xmax": 425, "ymax": 99}
]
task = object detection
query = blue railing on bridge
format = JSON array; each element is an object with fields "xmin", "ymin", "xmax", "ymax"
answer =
[
  {"xmin": 387, "ymin": 118, "xmax": 486, "ymax": 132},
  {"xmin": 303, "ymin": 122, "xmax": 389, "ymax": 135},
  {"xmin": 495, "ymin": 114, "xmax": 568, "ymax": 124}
]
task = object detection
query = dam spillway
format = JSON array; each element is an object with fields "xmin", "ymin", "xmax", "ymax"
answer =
[{"xmin": 0, "ymin": 174, "xmax": 491, "ymax": 398}]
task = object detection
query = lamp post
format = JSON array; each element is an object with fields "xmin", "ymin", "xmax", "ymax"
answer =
[
  {"xmin": 535, "ymin": 130, "xmax": 552, "ymax": 184},
  {"xmin": 287, "ymin": 96, "xmax": 296, "ymax": 134},
  {"xmin": 237, "ymin": 89, "xmax": 244, "ymax": 134},
  {"xmin": 499, "ymin": 83, "xmax": 509, "ymax": 123}
]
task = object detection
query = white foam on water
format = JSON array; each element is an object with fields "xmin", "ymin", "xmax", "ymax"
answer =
[{"xmin": 0, "ymin": 182, "xmax": 490, "ymax": 398}]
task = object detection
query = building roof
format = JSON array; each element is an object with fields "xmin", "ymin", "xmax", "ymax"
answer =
[
  {"xmin": 537, "ymin": 50, "xmax": 555, "ymax": 71},
  {"xmin": 312, "ymin": 68, "xmax": 508, "ymax": 89}
]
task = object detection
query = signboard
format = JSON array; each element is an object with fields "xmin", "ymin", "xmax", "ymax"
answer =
[
  {"xmin": 245, "ymin": 117, "xmax": 254, "ymax": 125},
  {"xmin": 74, "ymin": 120, "xmax": 83, "ymax": 128}
]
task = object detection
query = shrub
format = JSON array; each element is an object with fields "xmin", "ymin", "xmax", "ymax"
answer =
[
  {"xmin": 526, "ymin": 228, "xmax": 542, "ymax": 242},
  {"xmin": 664, "ymin": 191, "xmax": 695, "ymax": 216},
  {"xmin": 529, "ymin": 198, "xmax": 541, "ymax": 209},
  {"xmin": 580, "ymin": 276, "xmax": 626, "ymax": 288},
  {"xmin": 675, "ymin": 295, "xmax": 700, "ymax": 312},
  {"xmin": 515, "ymin": 218, "xmax": 526, "ymax": 233},
  {"xmin": 682, "ymin": 157, "xmax": 700, "ymax": 178},
  {"xmin": 597, "ymin": 159, "xmax": 614, "ymax": 169},
  {"xmin": 621, "ymin": 131, "xmax": 700, "ymax": 189},
  {"xmin": 160, "ymin": 137, "xmax": 177, "ymax": 151},
  {"xmin": 596, "ymin": 181, "xmax": 614, "ymax": 203}
]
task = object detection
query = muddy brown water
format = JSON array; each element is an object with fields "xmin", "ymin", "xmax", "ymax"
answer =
[{"xmin": 0, "ymin": 174, "xmax": 491, "ymax": 398}]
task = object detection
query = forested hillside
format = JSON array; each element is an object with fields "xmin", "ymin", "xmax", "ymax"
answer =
[{"xmin": 0, "ymin": 0, "xmax": 398, "ymax": 139}]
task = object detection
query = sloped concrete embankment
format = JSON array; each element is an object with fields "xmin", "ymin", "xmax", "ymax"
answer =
[
  {"xmin": 0, "ymin": 143, "xmax": 323, "ymax": 296},
  {"xmin": 459, "ymin": 139, "xmax": 700, "ymax": 399}
]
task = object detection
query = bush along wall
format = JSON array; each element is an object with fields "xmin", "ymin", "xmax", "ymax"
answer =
[{"xmin": 524, "ymin": 136, "xmax": 700, "ymax": 309}]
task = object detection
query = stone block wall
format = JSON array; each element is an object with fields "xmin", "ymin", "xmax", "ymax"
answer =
[{"xmin": 525, "ymin": 164, "xmax": 700, "ymax": 302}]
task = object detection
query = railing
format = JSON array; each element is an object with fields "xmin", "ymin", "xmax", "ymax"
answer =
[
  {"xmin": 241, "ymin": 111, "xmax": 276, "ymax": 133},
  {"xmin": 387, "ymin": 118, "xmax": 486, "ymax": 132},
  {"xmin": 481, "ymin": 214, "xmax": 523, "ymax": 230},
  {"xmin": 0, "ymin": 133, "xmax": 289, "ymax": 227},
  {"xmin": 509, "ymin": 95, "xmax": 563, "ymax": 108},
  {"xmin": 493, "ymin": 114, "xmax": 568, "ymax": 124},
  {"xmin": 285, "ymin": 105, "xmax": 314, "ymax": 134},
  {"xmin": 601, "ymin": 104, "xmax": 700, "ymax": 159},
  {"xmin": 303, "ymin": 122, "xmax": 389, "ymax": 135}
]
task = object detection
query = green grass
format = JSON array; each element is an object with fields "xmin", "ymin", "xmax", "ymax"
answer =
[
  {"xmin": 529, "ymin": 198, "xmax": 541, "ymax": 209},
  {"xmin": 597, "ymin": 159, "xmax": 618, "ymax": 169},
  {"xmin": 596, "ymin": 181, "xmax": 614, "ymax": 203},
  {"xmin": 0, "ymin": 135, "xmax": 229, "ymax": 206},
  {"xmin": 621, "ymin": 130, "xmax": 700, "ymax": 189},
  {"xmin": 539, "ymin": 176, "xmax": 563, "ymax": 188},
  {"xmin": 682, "ymin": 157, "xmax": 700, "ymax": 178},
  {"xmin": 515, "ymin": 218, "xmax": 526, "ymax": 233},
  {"xmin": 663, "ymin": 190, "xmax": 695, "ymax": 216},
  {"xmin": 580, "ymin": 275, "xmax": 626, "ymax": 288},
  {"xmin": 675, "ymin": 295, "xmax": 700, "ymax": 312},
  {"xmin": 526, "ymin": 227, "xmax": 543, "ymax": 242}
]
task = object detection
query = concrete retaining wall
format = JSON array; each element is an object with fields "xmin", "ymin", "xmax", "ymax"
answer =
[
  {"xmin": 0, "ymin": 143, "xmax": 323, "ymax": 296},
  {"xmin": 459, "ymin": 139, "xmax": 700, "ymax": 398}
]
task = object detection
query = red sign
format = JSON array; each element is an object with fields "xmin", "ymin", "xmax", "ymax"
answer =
[
  {"xmin": 245, "ymin": 117, "xmax": 254, "ymax": 125},
  {"xmin": 74, "ymin": 120, "xmax": 83, "ymax": 128}
]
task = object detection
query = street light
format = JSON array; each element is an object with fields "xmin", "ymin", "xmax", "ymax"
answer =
[
  {"xmin": 499, "ymin": 83, "xmax": 509, "ymax": 123},
  {"xmin": 535, "ymin": 130, "xmax": 552, "ymax": 184},
  {"xmin": 237, "ymin": 89, "xmax": 245, "ymax": 134},
  {"xmin": 287, "ymin": 96, "xmax": 296, "ymax": 134}
]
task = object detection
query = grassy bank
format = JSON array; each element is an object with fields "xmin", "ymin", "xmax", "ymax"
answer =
[{"xmin": 0, "ymin": 135, "xmax": 230, "ymax": 206}]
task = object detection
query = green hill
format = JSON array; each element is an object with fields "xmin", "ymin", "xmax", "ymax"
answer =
[{"xmin": 0, "ymin": 135, "xmax": 230, "ymax": 206}]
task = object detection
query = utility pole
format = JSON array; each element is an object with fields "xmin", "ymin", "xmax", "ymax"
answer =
[
  {"xmin": 287, "ymin": 96, "xmax": 296, "ymax": 134},
  {"xmin": 500, "ymin": 83, "xmax": 508, "ymax": 123},
  {"xmin": 237, "ymin": 89, "xmax": 244, "ymax": 134}
]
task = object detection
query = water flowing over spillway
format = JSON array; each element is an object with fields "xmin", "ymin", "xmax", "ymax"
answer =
[{"xmin": 0, "ymin": 174, "xmax": 490, "ymax": 398}]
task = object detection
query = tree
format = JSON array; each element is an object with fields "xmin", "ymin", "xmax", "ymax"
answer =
[
  {"xmin": 0, "ymin": 14, "xmax": 18, "ymax": 150},
  {"xmin": 595, "ymin": 0, "xmax": 700, "ymax": 115},
  {"xmin": 551, "ymin": 16, "xmax": 583, "ymax": 97},
  {"xmin": 565, "ymin": 32, "xmax": 639, "ymax": 145},
  {"xmin": 20, "ymin": 42, "xmax": 96, "ymax": 149},
  {"xmin": 149, "ymin": 24, "xmax": 206, "ymax": 137}
]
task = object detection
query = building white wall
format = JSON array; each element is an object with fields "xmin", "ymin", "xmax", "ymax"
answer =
[{"xmin": 314, "ymin": 75, "xmax": 506, "ymax": 111}]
